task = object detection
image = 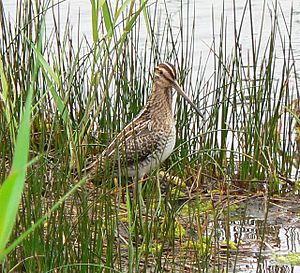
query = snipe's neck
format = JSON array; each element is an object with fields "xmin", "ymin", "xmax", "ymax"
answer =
[{"xmin": 147, "ymin": 83, "xmax": 173, "ymax": 115}]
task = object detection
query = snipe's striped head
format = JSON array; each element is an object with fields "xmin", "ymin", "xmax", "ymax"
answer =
[
  {"xmin": 154, "ymin": 63, "xmax": 177, "ymax": 87},
  {"xmin": 153, "ymin": 62, "xmax": 202, "ymax": 116}
]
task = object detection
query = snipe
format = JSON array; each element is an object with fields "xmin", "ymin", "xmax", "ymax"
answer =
[{"xmin": 88, "ymin": 63, "xmax": 201, "ymax": 180}]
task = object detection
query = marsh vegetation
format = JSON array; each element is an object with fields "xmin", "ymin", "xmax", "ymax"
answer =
[{"xmin": 0, "ymin": 0, "xmax": 300, "ymax": 272}]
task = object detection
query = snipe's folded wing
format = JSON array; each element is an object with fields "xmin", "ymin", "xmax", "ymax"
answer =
[{"xmin": 103, "ymin": 119, "xmax": 162, "ymax": 167}]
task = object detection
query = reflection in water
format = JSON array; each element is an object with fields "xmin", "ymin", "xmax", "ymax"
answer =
[{"xmin": 217, "ymin": 197, "xmax": 300, "ymax": 272}]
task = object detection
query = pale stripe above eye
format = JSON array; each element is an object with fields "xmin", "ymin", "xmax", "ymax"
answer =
[
  {"xmin": 155, "ymin": 69, "xmax": 174, "ymax": 83},
  {"xmin": 159, "ymin": 63, "xmax": 176, "ymax": 79}
]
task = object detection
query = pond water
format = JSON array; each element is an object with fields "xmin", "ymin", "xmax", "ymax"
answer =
[
  {"xmin": 222, "ymin": 197, "xmax": 300, "ymax": 272},
  {"xmin": 4, "ymin": 0, "xmax": 300, "ymax": 77},
  {"xmin": 3, "ymin": 1, "xmax": 300, "ymax": 272}
]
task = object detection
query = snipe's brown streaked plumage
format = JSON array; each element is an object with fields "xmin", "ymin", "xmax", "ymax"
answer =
[{"xmin": 88, "ymin": 63, "xmax": 201, "ymax": 180}]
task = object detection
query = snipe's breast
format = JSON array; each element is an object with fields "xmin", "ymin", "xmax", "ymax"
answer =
[{"xmin": 126, "ymin": 124, "xmax": 176, "ymax": 179}]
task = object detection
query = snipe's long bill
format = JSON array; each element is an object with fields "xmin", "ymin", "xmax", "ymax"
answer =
[{"xmin": 89, "ymin": 63, "xmax": 201, "ymax": 180}]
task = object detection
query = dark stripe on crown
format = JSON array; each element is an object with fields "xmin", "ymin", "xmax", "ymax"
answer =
[{"xmin": 157, "ymin": 63, "xmax": 176, "ymax": 80}]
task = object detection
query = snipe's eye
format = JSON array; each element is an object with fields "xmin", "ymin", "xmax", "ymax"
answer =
[{"xmin": 154, "ymin": 69, "xmax": 163, "ymax": 77}]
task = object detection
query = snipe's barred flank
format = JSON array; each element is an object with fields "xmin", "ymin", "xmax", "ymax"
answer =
[{"xmin": 88, "ymin": 63, "xmax": 201, "ymax": 180}]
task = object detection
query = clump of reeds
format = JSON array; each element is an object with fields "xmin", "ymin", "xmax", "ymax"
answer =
[{"xmin": 0, "ymin": 0, "xmax": 299, "ymax": 272}]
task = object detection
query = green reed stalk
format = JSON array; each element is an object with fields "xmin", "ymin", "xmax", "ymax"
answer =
[{"xmin": 0, "ymin": 21, "xmax": 43, "ymax": 260}]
